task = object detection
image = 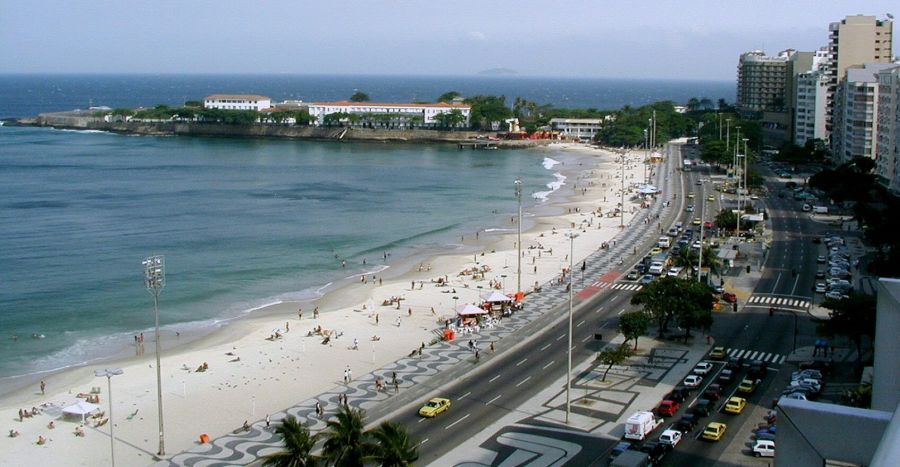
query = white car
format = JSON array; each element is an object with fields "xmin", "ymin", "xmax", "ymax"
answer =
[
  {"xmin": 825, "ymin": 291, "xmax": 847, "ymax": 300},
  {"xmin": 815, "ymin": 283, "xmax": 826, "ymax": 293},
  {"xmin": 752, "ymin": 439, "xmax": 775, "ymax": 457},
  {"xmin": 659, "ymin": 429, "xmax": 683, "ymax": 447},
  {"xmin": 683, "ymin": 375, "xmax": 703, "ymax": 388},
  {"xmin": 667, "ymin": 266, "xmax": 683, "ymax": 277},
  {"xmin": 792, "ymin": 369, "xmax": 824, "ymax": 380},
  {"xmin": 693, "ymin": 362, "xmax": 714, "ymax": 375}
]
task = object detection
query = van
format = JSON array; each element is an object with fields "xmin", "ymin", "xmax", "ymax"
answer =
[
  {"xmin": 658, "ymin": 237, "xmax": 670, "ymax": 249},
  {"xmin": 648, "ymin": 262, "xmax": 665, "ymax": 275},
  {"xmin": 752, "ymin": 439, "xmax": 775, "ymax": 457}
]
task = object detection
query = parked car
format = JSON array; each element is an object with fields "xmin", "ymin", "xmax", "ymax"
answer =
[
  {"xmin": 640, "ymin": 274, "xmax": 655, "ymax": 285},
  {"xmin": 693, "ymin": 362, "xmax": 714, "ymax": 375},
  {"xmin": 717, "ymin": 369, "xmax": 735, "ymax": 385},
  {"xmin": 792, "ymin": 369, "xmax": 824, "ymax": 380},
  {"xmin": 724, "ymin": 396, "xmax": 747, "ymax": 414},
  {"xmin": 816, "ymin": 255, "xmax": 826, "ymax": 263},
  {"xmin": 709, "ymin": 346, "xmax": 726, "ymax": 360},
  {"xmin": 725, "ymin": 356, "xmax": 744, "ymax": 370},
  {"xmin": 815, "ymin": 283, "xmax": 827, "ymax": 293},
  {"xmin": 754, "ymin": 431, "xmax": 777, "ymax": 442},
  {"xmin": 747, "ymin": 360, "xmax": 766, "ymax": 378},
  {"xmin": 752, "ymin": 440, "xmax": 776, "ymax": 458},
  {"xmin": 656, "ymin": 400, "xmax": 681, "ymax": 417},
  {"xmin": 702, "ymin": 422, "xmax": 727, "ymax": 441},
  {"xmin": 666, "ymin": 387, "xmax": 690, "ymax": 402},
  {"xmin": 722, "ymin": 292, "xmax": 737, "ymax": 303},
  {"xmin": 637, "ymin": 441, "xmax": 669, "ymax": 465},
  {"xmin": 658, "ymin": 429, "xmax": 683, "ymax": 447},
  {"xmin": 608, "ymin": 441, "xmax": 633, "ymax": 463},
  {"xmin": 782, "ymin": 392, "xmax": 808, "ymax": 401},
  {"xmin": 626, "ymin": 270, "xmax": 640, "ymax": 280},
  {"xmin": 683, "ymin": 375, "xmax": 703, "ymax": 388},
  {"xmin": 825, "ymin": 291, "xmax": 848, "ymax": 300}
]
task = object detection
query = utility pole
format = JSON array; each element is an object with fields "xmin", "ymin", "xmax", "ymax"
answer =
[
  {"xmin": 515, "ymin": 179, "xmax": 523, "ymax": 294},
  {"xmin": 620, "ymin": 151, "xmax": 625, "ymax": 228}
]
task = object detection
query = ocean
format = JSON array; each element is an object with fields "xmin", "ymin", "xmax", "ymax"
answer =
[{"xmin": 0, "ymin": 74, "xmax": 730, "ymax": 386}]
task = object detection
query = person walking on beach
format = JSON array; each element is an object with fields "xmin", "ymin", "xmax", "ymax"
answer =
[
  {"xmin": 298, "ymin": 308, "xmax": 302, "ymax": 320},
  {"xmin": 40, "ymin": 381, "xmax": 45, "ymax": 395},
  {"xmin": 395, "ymin": 316, "xmax": 401, "ymax": 327},
  {"xmin": 343, "ymin": 369, "xmax": 349, "ymax": 384},
  {"xmin": 352, "ymin": 338, "xmax": 359, "ymax": 350},
  {"xmin": 346, "ymin": 366, "xmax": 352, "ymax": 382},
  {"xmin": 408, "ymin": 307, "xmax": 412, "ymax": 317},
  {"xmin": 375, "ymin": 313, "xmax": 379, "ymax": 325}
]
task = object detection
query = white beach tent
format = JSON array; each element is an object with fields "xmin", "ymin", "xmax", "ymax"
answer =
[
  {"xmin": 638, "ymin": 184, "xmax": 660, "ymax": 195},
  {"xmin": 480, "ymin": 291, "xmax": 511, "ymax": 303},
  {"xmin": 457, "ymin": 304, "xmax": 488, "ymax": 316},
  {"xmin": 62, "ymin": 400, "xmax": 99, "ymax": 422}
]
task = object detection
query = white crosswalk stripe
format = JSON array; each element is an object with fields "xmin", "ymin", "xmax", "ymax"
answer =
[
  {"xmin": 612, "ymin": 283, "xmax": 642, "ymax": 291},
  {"xmin": 724, "ymin": 348, "xmax": 786, "ymax": 365},
  {"xmin": 747, "ymin": 295, "xmax": 812, "ymax": 310}
]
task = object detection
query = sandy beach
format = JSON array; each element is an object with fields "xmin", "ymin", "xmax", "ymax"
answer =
[{"xmin": 0, "ymin": 143, "xmax": 656, "ymax": 466}]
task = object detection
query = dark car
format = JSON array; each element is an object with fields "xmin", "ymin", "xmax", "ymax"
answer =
[
  {"xmin": 664, "ymin": 389, "xmax": 686, "ymax": 404},
  {"xmin": 638, "ymin": 441, "xmax": 670, "ymax": 464},
  {"xmin": 608, "ymin": 441, "xmax": 633, "ymax": 463},
  {"xmin": 725, "ymin": 356, "xmax": 744, "ymax": 371},
  {"xmin": 626, "ymin": 270, "xmax": 640, "ymax": 280},
  {"xmin": 748, "ymin": 360, "xmax": 766, "ymax": 378},
  {"xmin": 635, "ymin": 263, "xmax": 647, "ymax": 274},
  {"xmin": 673, "ymin": 414, "xmax": 698, "ymax": 433},
  {"xmin": 799, "ymin": 360, "xmax": 834, "ymax": 374},
  {"xmin": 673, "ymin": 384, "xmax": 694, "ymax": 396},
  {"xmin": 717, "ymin": 369, "xmax": 735, "ymax": 385},
  {"xmin": 703, "ymin": 384, "xmax": 723, "ymax": 401},
  {"xmin": 690, "ymin": 399, "xmax": 712, "ymax": 417}
]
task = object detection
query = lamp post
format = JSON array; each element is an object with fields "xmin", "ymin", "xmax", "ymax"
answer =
[
  {"xmin": 515, "ymin": 178, "xmax": 523, "ymax": 294},
  {"xmin": 620, "ymin": 151, "xmax": 625, "ymax": 228},
  {"xmin": 742, "ymin": 138, "xmax": 749, "ymax": 204},
  {"xmin": 95, "ymin": 368, "xmax": 124, "ymax": 467},
  {"xmin": 643, "ymin": 128, "xmax": 649, "ymax": 185},
  {"xmin": 698, "ymin": 183, "xmax": 704, "ymax": 283},
  {"xmin": 143, "ymin": 255, "xmax": 166, "ymax": 457},
  {"xmin": 565, "ymin": 231, "xmax": 579, "ymax": 424}
]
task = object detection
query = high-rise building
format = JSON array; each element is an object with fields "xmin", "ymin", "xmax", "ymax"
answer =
[
  {"xmin": 876, "ymin": 65, "xmax": 900, "ymax": 193},
  {"xmin": 793, "ymin": 48, "xmax": 830, "ymax": 146},
  {"xmin": 825, "ymin": 15, "xmax": 894, "ymax": 138},
  {"xmin": 832, "ymin": 62, "xmax": 896, "ymax": 165},
  {"xmin": 736, "ymin": 49, "xmax": 791, "ymax": 114}
]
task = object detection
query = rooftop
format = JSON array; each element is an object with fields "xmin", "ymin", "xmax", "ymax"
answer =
[
  {"xmin": 309, "ymin": 100, "xmax": 469, "ymax": 109},
  {"xmin": 205, "ymin": 94, "xmax": 271, "ymax": 101}
]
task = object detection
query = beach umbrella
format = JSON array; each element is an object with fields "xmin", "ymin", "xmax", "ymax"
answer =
[
  {"xmin": 480, "ymin": 291, "xmax": 511, "ymax": 303},
  {"xmin": 63, "ymin": 400, "xmax": 99, "ymax": 423},
  {"xmin": 456, "ymin": 304, "xmax": 487, "ymax": 316}
]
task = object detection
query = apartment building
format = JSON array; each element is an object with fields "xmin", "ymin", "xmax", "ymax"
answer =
[
  {"xmin": 832, "ymin": 62, "xmax": 896, "ymax": 164},
  {"xmin": 793, "ymin": 49, "xmax": 830, "ymax": 146},
  {"xmin": 876, "ymin": 66, "xmax": 900, "ymax": 193}
]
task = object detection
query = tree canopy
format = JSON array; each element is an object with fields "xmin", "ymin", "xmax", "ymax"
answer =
[
  {"xmin": 350, "ymin": 91, "xmax": 370, "ymax": 102},
  {"xmin": 464, "ymin": 95, "xmax": 513, "ymax": 130},
  {"xmin": 596, "ymin": 343, "xmax": 633, "ymax": 382},
  {"xmin": 619, "ymin": 311, "xmax": 650, "ymax": 350},
  {"xmin": 631, "ymin": 277, "xmax": 715, "ymax": 340},
  {"xmin": 437, "ymin": 91, "xmax": 461, "ymax": 103},
  {"xmin": 817, "ymin": 292, "xmax": 876, "ymax": 370}
]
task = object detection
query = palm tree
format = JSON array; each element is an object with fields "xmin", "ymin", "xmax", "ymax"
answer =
[
  {"xmin": 262, "ymin": 415, "xmax": 320, "ymax": 467},
  {"xmin": 365, "ymin": 421, "xmax": 418, "ymax": 467},
  {"xmin": 321, "ymin": 405, "xmax": 372, "ymax": 467}
]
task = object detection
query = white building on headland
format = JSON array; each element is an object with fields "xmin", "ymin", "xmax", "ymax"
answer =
[
  {"xmin": 307, "ymin": 101, "xmax": 470, "ymax": 127},
  {"xmin": 549, "ymin": 118, "xmax": 603, "ymax": 141},
  {"xmin": 204, "ymin": 94, "xmax": 272, "ymax": 111}
]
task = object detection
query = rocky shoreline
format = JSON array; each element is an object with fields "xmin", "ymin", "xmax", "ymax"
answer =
[{"xmin": 18, "ymin": 111, "xmax": 552, "ymax": 147}]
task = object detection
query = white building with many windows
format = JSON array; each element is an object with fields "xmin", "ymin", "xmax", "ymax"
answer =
[
  {"xmin": 832, "ymin": 62, "xmax": 895, "ymax": 164},
  {"xmin": 876, "ymin": 65, "xmax": 900, "ymax": 193},
  {"xmin": 204, "ymin": 94, "xmax": 272, "ymax": 111},
  {"xmin": 307, "ymin": 101, "xmax": 470, "ymax": 128},
  {"xmin": 793, "ymin": 49, "xmax": 830, "ymax": 146},
  {"xmin": 549, "ymin": 118, "xmax": 603, "ymax": 141}
]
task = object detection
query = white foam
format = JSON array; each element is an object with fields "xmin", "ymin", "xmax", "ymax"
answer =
[
  {"xmin": 483, "ymin": 228, "xmax": 515, "ymax": 233},
  {"xmin": 532, "ymin": 172, "xmax": 567, "ymax": 202},
  {"xmin": 242, "ymin": 300, "xmax": 283, "ymax": 314},
  {"xmin": 542, "ymin": 157, "xmax": 560, "ymax": 170},
  {"xmin": 57, "ymin": 129, "xmax": 111, "ymax": 135}
]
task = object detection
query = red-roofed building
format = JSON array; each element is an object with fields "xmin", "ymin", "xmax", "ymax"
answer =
[
  {"xmin": 308, "ymin": 101, "xmax": 471, "ymax": 128},
  {"xmin": 204, "ymin": 94, "xmax": 272, "ymax": 112}
]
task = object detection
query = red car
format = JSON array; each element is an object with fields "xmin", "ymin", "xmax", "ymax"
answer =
[
  {"xmin": 722, "ymin": 292, "xmax": 737, "ymax": 303},
  {"xmin": 656, "ymin": 400, "xmax": 681, "ymax": 417}
]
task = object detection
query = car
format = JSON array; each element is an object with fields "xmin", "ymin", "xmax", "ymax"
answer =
[
  {"xmin": 789, "ymin": 381, "xmax": 822, "ymax": 395},
  {"xmin": 658, "ymin": 429, "xmax": 683, "ymax": 447},
  {"xmin": 687, "ymin": 193, "xmax": 695, "ymax": 199},
  {"xmin": 696, "ymin": 180, "xmax": 703, "ymax": 185},
  {"xmin": 667, "ymin": 266, "xmax": 683, "ymax": 277},
  {"xmin": 738, "ymin": 378, "xmax": 759, "ymax": 394},
  {"xmin": 693, "ymin": 217, "xmax": 701, "ymax": 225},
  {"xmin": 685, "ymin": 204, "xmax": 695, "ymax": 212},
  {"xmin": 693, "ymin": 362, "xmax": 714, "ymax": 375},
  {"xmin": 752, "ymin": 439, "xmax": 776, "ymax": 457},
  {"xmin": 690, "ymin": 399, "xmax": 712, "ymax": 418},
  {"xmin": 825, "ymin": 291, "xmax": 848, "ymax": 300},
  {"xmin": 717, "ymin": 369, "xmax": 735, "ymax": 385},
  {"xmin": 815, "ymin": 270, "xmax": 826, "ymax": 279},
  {"xmin": 750, "ymin": 194, "xmax": 759, "ymax": 200},
  {"xmin": 799, "ymin": 360, "xmax": 833, "ymax": 373},
  {"xmin": 640, "ymin": 274, "xmax": 655, "ymax": 285},
  {"xmin": 418, "ymin": 397, "xmax": 451, "ymax": 417},
  {"xmin": 656, "ymin": 400, "xmax": 681, "ymax": 417},
  {"xmin": 817, "ymin": 255, "xmax": 826, "ymax": 263},
  {"xmin": 702, "ymin": 422, "xmax": 727, "ymax": 441},
  {"xmin": 792, "ymin": 369, "xmax": 824, "ymax": 381},
  {"xmin": 650, "ymin": 247, "xmax": 663, "ymax": 255},
  {"xmin": 724, "ymin": 396, "xmax": 747, "ymax": 414},
  {"xmin": 626, "ymin": 270, "xmax": 640, "ymax": 280},
  {"xmin": 754, "ymin": 425, "xmax": 777, "ymax": 436},
  {"xmin": 667, "ymin": 227, "xmax": 678, "ymax": 237},
  {"xmin": 637, "ymin": 441, "xmax": 669, "ymax": 465},
  {"xmin": 725, "ymin": 356, "xmax": 743, "ymax": 370},
  {"xmin": 692, "ymin": 240, "xmax": 702, "ymax": 249},
  {"xmin": 683, "ymin": 375, "xmax": 703, "ymax": 388},
  {"xmin": 608, "ymin": 441, "xmax": 633, "ymax": 463},
  {"xmin": 722, "ymin": 292, "xmax": 737, "ymax": 303},
  {"xmin": 747, "ymin": 360, "xmax": 766, "ymax": 378},
  {"xmin": 782, "ymin": 392, "xmax": 808, "ymax": 401},
  {"xmin": 709, "ymin": 346, "xmax": 726, "ymax": 360},
  {"xmin": 754, "ymin": 431, "xmax": 777, "ymax": 442},
  {"xmin": 707, "ymin": 195, "xmax": 714, "ymax": 202},
  {"xmin": 815, "ymin": 283, "xmax": 827, "ymax": 293},
  {"xmin": 703, "ymin": 383, "xmax": 723, "ymax": 401},
  {"xmin": 673, "ymin": 414, "xmax": 698, "ymax": 433}
]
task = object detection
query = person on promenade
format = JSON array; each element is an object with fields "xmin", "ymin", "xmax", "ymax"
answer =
[
  {"xmin": 265, "ymin": 414, "xmax": 270, "ymax": 428},
  {"xmin": 315, "ymin": 401, "xmax": 322, "ymax": 418}
]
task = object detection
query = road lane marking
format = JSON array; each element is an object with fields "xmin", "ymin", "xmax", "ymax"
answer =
[
  {"xmin": 540, "ymin": 343, "xmax": 552, "ymax": 351},
  {"xmin": 418, "ymin": 417, "xmax": 426, "ymax": 423},
  {"xmin": 419, "ymin": 438, "xmax": 429, "ymax": 445},
  {"xmin": 516, "ymin": 376, "xmax": 532, "ymax": 387},
  {"xmin": 516, "ymin": 358, "xmax": 528, "ymax": 367},
  {"xmin": 582, "ymin": 335, "xmax": 592, "ymax": 343},
  {"xmin": 445, "ymin": 414, "xmax": 470, "ymax": 430},
  {"xmin": 487, "ymin": 394, "xmax": 502, "ymax": 405},
  {"xmin": 576, "ymin": 319, "xmax": 585, "ymax": 327},
  {"xmin": 557, "ymin": 333, "xmax": 566, "ymax": 341},
  {"xmin": 543, "ymin": 361, "xmax": 555, "ymax": 369},
  {"xmin": 458, "ymin": 391, "xmax": 471, "ymax": 400},
  {"xmin": 618, "ymin": 308, "xmax": 626, "ymax": 315},
  {"xmin": 489, "ymin": 374, "xmax": 501, "ymax": 383}
]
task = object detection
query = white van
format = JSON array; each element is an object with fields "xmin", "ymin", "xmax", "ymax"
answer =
[
  {"xmin": 658, "ymin": 237, "xmax": 671, "ymax": 249},
  {"xmin": 752, "ymin": 439, "xmax": 775, "ymax": 457},
  {"xmin": 648, "ymin": 262, "xmax": 665, "ymax": 275}
]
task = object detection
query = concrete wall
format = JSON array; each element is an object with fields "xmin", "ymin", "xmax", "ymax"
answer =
[{"xmin": 873, "ymin": 278, "xmax": 900, "ymax": 412}]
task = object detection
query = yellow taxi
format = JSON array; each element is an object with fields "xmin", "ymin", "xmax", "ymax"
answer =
[
  {"xmin": 724, "ymin": 396, "xmax": 747, "ymax": 414},
  {"xmin": 702, "ymin": 422, "xmax": 728, "ymax": 441},
  {"xmin": 418, "ymin": 397, "xmax": 451, "ymax": 418},
  {"xmin": 693, "ymin": 217, "xmax": 701, "ymax": 226},
  {"xmin": 710, "ymin": 346, "xmax": 726, "ymax": 359},
  {"xmin": 687, "ymin": 193, "xmax": 695, "ymax": 199},
  {"xmin": 738, "ymin": 378, "xmax": 759, "ymax": 394},
  {"xmin": 707, "ymin": 195, "xmax": 715, "ymax": 202}
]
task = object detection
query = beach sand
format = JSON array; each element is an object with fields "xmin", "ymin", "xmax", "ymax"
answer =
[{"xmin": 0, "ymin": 143, "xmax": 657, "ymax": 466}]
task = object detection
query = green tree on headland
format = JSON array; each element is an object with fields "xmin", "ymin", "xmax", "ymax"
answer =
[
  {"xmin": 432, "ymin": 109, "xmax": 466, "ymax": 129},
  {"xmin": 464, "ymin": 95, "xmax": 513, "ymax": 130},
  {"xmin": 350, "ymin": 91, "xmax": 370, "ymax": 102},
  {"xmin": 437, "ymin": 91, "xmax": 461, "ymax": 103}
]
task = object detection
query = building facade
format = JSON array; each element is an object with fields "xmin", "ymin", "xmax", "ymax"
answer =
[
  {"xmin": 793, "ymin": 49, "xmax": 830, "ymax": 146},
  {"xmin": 876, "ymin": 66, "xmax": 900, "ymax": 193},
  {"xmin": 307, "ymin": 101, "xmax": 471, "ymax": 128},
  {"xmin": 736, "ymin": 50, "xmax": 791, "ymax": 115},
  {"xmin": 832, "ymin": 63, "xmax": 895, "ymax": 165},
  {"xmin": 549, "ymin": 118, "xmax": 603, "ymax": 141},
  {"xmin": 204, "ymin": 94, "xmax": 272, "ymax": 112},
  {"xmin": 825, "ymin": 15, "xmax": 894, "ymax": 138}
]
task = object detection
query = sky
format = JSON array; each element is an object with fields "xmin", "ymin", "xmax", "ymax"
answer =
[{"xmin": 1, "ymin": 0, "xmax": 896, "ymax": 80}]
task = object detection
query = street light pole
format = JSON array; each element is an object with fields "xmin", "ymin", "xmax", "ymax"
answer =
[
  {"xmin": 620, "ymin": 152, "xmax": 625, "ymax": 228},
  {"xmin": 515, "ymin": 179, "xmax": 523, "ymax": 294},
  {"xmin": 95, "ymin": 368, "xmax": 124, "ymax": 467},
  {"xmin": 143, "ymin": 255, "xmax": 166, "ymax": 457},
  {"xmin": 565, "ymin": 232, "xmax": 579, "ymax": 424},
  {"xmin": 698, "ymin": 183, "xmax": 704, "ymax": 283},
  {"xmin": 734, "ymin": 127, "xmax": 742, "ymax": 238},
  {"xmin": 643, "ymin": 128, "xmax": 649, "ymax": 185}
]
